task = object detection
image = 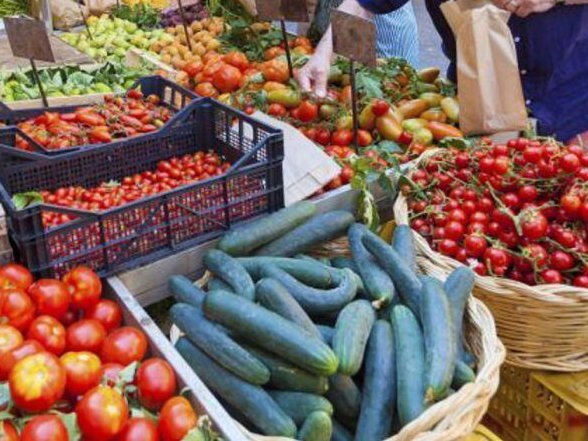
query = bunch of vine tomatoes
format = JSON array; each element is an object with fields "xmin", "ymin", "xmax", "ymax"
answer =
[
  {"xmin": 404, "ymin": 138, "xmax": 588, "ymax": 287},
  {"xmin": 0, "ymin": 263, "xmax": 203, "ymax": 441}
]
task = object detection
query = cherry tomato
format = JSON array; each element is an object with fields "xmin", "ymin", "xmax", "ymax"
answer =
[
  {"xmin": 550, "ymin": 251, "xmax": 575, "ymax": 271},
  {"xmin": 27, "ymin": 315, "xmax": 66, "ymax": 355},
  {"xmin": 331, "ymin": 129, "xmax": 353, "ymax": 147},
  {"xmin": 464, "ymin": 235, "xmax": 488, "ymax": 258},
  {"xmin": 117, "ymin": 418, "xmax": 160, "ymax": 441},
  {"xmin": 85, "ymin": 299, "xmax": 123, "ymax": 333},
  {"xmin": 63, "ymin": 266, "xmax": 102, "ymax": 311},
  {"xmin": 296, "ymin": 101, "xmax": 318, "ymax": 123},
  {"xmin": 61, "ymin": 351, "xmax": 102, "ymax": 397},
  {"xmin": 27, "ymin": 279, "xmax": 70, "ymax": 320},
  {"xmin": 0, "ymin": 422, "xmax": 18, "ymax": 441},
  {"xmin": 158, "ymin": 397, "xmax": 198, "ymax": 441},
  {"xmin": 540, "ymin": 269, "xmax": 563, "ymax": 284},
  {"xmin": 66, "ymin": 319, "xmax": 107, "ymax": 354},
  {"xmin": 0, "ymin": 288, "xmax": 35, "ymax": 332},
  {"xmin": 0, "ymin": 263, "xmax": 33, "ymax": 290},
  {"xmin": 21, "ymin": 414, "xmax": 68, "ymax": 441},
  {"xmin": 520, "ymin": 211, "xmax": 548, "ymax": 241},
  {"xmin": 76, "ymin": 385, "xmax": 129, "ymax": 440},
  {"xmin": 101, "ymin": 327, "xmax": 148, "ymax": 366},
  {"xmin": 136, "ymin": 358, "xmax": 177, "ymax": 411},
  {"xmin": 371, "ymin": 99, "xmax": 390, "ymax": 117},
  {"xmin": 267, "ymin": 103, "xmax": 287, "ymax": 118},
  {"xmin": 559, "ymin": 153, "xmax": 581, "ymax": 173},
  {"xmin": 0, "ymin": 339, "xmax": 44, "ymax": 381}
]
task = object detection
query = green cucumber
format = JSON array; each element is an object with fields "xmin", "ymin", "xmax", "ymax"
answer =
[
  {"xmin": 332, "ymin": 300, "xmax": 376, "ymax": 376},
  {"xmin": 168, "ymin": 275, "xmax": 206, "ymax": 307},
  {"xmin": 355, "ymin": 320, "xmax": 396, "ymax": 441},
  {"xmin": 255, "ymin": 211, "xmax": 355, "ymax": 257},
  {"xmin": 444, "ymin": 267, "xmax": 475, "ymax": 363},
  {"xmin": 203, "ymin": 290, "xmax": 338, "ymax": 376},
  {"xmin": 330, "ymin": 256, "xmax": 358, "ymax": 273},
  {"xmin": 238, "ymin": 257, "xmax": 339, "ymax": 288},
  {"xmin": 391, "ymin": 305, "xmax": 426, "ymax": 427},
  {"xmin": 171, "ymin": 303, "xmax": 270, "ymax": 385},
  {"xmin": 207, "ymin": 277, "xmax": 233, "ymax": 293},
  {"xmin": 362, "ymin": 230, "xmax": 423, "ymax": 316},
  {"xmin": 392, "ymin": 225, "xmax": 417, "ymax": 274},
  {"xmin": 348, "ymin": 224, "xmax": 396, "ymax": 307},
  {"xmin": 175, "ymin": 338, "xmax": 296, "ymax": 436},
  {"xmin": 420, "ymin": 276, "xmax": 456, "ymax": 402},
  {"xmin": 452, "ymin": 360, "xmax": 476, "ymax": 389},
  {"xmin": 269, "ymin": 391, "xmax": 333, "ymax": 425},
  {"xmin": 260, "ymin": 265, "xmax": 357, "ymax": 315},
  {"xmin": 298, "ymin": 411, "xmax": 333, "ymax": 441},
  {"xmin": 332, "ymin": 420, "xmax": 353, "ymax": 441},
  {"xmin": 317, "ymin": 325, "xmax": 335, "ymax": 345},
  {"xmin": 242, "ymin": 344, "xmax": 329, "ymax": 394},
  {"xmin": 256, "ymin": 278, "xmax": 321, "ymax": 338},
  {"xmin": 326, "ymin": 374, "xmax": 361, "ymax": 423},
  {"xmin": 203, "ymin": 250, "xmax": 255, "ymax": 301},
  {"xmin": 217, "ymin": 201, "xmax": 317, "ymax": 256}
]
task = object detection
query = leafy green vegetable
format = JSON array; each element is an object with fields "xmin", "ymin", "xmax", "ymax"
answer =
[
  {"xmin": 12, "ymin": 192, "xmax": 43, "ymax": 210},
  {"xmin": 111, "ymin": 3, "xmax": 160, "ymax": 29}
]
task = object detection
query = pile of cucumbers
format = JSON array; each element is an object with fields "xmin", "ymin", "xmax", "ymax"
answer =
[{"xmin": 169, "ymin": 202, "xmax": 477, "ymax": 441}]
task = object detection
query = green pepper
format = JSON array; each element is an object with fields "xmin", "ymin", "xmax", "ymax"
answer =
[{"xmin": 267, "ymin": 89, "xmax": 301, "ymax": 108}]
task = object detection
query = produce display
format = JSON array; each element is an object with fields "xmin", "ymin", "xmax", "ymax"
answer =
[
  {"xmin": 0, "ymin": 0, "xmax": 27, "ymax": 17},
  {"xmin": 167, "ymin": 202, "xmax": 478, "ymax": 439},
  {"xmin": 14, "ymin": 89, "xmax": 173, "ymax": 151},
  {"xmin": 0, "ymin": 262, "xmax": 219, "ymax": 440},
  {"xmin": 111, "ymin": 2, "xmax": 161, "ymax": 30},
  {"xmin": 402, "ymin": 138, "xmax": 588, "ymax": 287},
  {"xmin": 0, "ymin": 62, "xmax": 150, "ymax": 102}
]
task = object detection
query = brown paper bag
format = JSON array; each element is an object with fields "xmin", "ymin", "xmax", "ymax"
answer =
[
  {"xmin": 50, "ymin": 0, "xmax": 90, "ymax": 30},
  {"xmin": 86, "ymin": 0, "xmax": 118, "ymax": 16},
  {"xmin": 441, "ymin": 0, "xmax": 527, "ymax": 135}
]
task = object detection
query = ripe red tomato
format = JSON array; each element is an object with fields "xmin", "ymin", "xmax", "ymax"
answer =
[
  {"xmin": 444, "ymin": 221, "xmax": 465, "ymax": 241},
  {"xmin": 61, "ymin": 351, "xmax": 102, "ymax": 397},
  {"xmin": 331, "ymin": 129, "xmax": 353, "ymax": 147},
  {"xmin": 357, "ymin": 129, "xmax": 373, "ymax": 147},
  {"xmin": 60, "ymin": 309, "xmax": 78, "ymax": 327},
  {"xmin": 76, "ymin": 385, "xmax": 129, "ymax": 440},
  {"xmin": 267, "ymin": 103, "xmax": 287, "ymax": 118},
  {"xmin": 101, "ymin": 327, "xmax": 148, "ymax": 366},
  {"xmin": 0, "ymin": 339, "xmax": 44, "ymax": 381},
  {"xmin": 212, "ymin": 64, "xmax": 242, "ymax": 93},
  {"xmin": 27, "ymin": 315, "xmax": 66, "ymax": 355},
  {"xmin": 540, "ymin": 269, "xmax": 563, "ymax": 284},
  {"xmin": 117, "ymin": 418, "xmax": 160, "ymax": 441},
  {"xmin": 464, "ymin": 235, "xmax": 488, "ymax": 258},
  {"xmin": 550, "ymin": 251, "xmax": 575, "ymax": 271},
  {"xmin": 296, "ymin": 101, "xmax": 318, "ymax": 123},
  {"xmin": 0, "ymin": 263, "xmax": 33, "ymax": 290},
  {"xmin": 560, "ymin": 193, "xmax": 581, "ymax": 216},
  {"xmin": 9, "ymin": 351, "xmax": 66, "ymax": 412},
  {"xmin": 483, "ymin": 248, "xmax": 511, "ymax": 275},
  {"xmin": 137, "ymin": 358, "xmax": 177, "ymax": 411},
  {"xmin": 158, "ymin": 397, "xmax": 198, "ymax": 441},
  {"xmin": 0, "ymin": 422, "xmax": 18, "ymax": 441},
  {"xmin": 223, "ymin": 51, "xmax": 249, "ymax": 71},
  {"xmin": 100, "ymin": 362, "xmax": 124, "ymax": 386},
  {"xmin": 66, "ymin": 319, "xmax": 107, "ymax": 354},
  {"xmin": 371, "ymin": 99, "xmax": 390, "ymax": 117},
  {"xmin": 63, "ymin": 267, "xmax": 102, "ymax": 311},
  {"xmin": 520, "ymin": 211, "xmax": 548, "ymax": 241},
  {"xmin": 559, "ymin": 153, "xmax": 580, "ymax": 173},
  {"xmin": 85, "ymin": 299, "xmax": 122, "ymax": 333},
  {"xmin": 21, "ymin": 414, "xmax": 68, "ymax": 441},
  {"xmin": 0, "ymin": 288, "xmax": 35, "ymax": 332},
  {"xmin": 27, "ymin": 279, "xmax": 70, "ymax": 320}
]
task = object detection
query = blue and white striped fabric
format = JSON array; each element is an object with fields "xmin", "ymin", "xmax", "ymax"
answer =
[{"xmin": 375, "ymin": 3, "xmax": 420, "ymax": 67}]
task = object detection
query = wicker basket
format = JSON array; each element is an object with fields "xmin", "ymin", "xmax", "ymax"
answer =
[
  {"xmin": 393, "ymin": 150, "xmax": 588, "ymax": 371},
  {"xmin": 171, "ymin": 260, "xmax": 505, "ymax": 440}
]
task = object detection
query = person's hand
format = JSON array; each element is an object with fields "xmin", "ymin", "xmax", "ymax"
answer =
[
  {"xmin": 495, "ymin": 0, "xmax": 555, "ymax": 16},
  {"xmin": 295, "ymin": 29, "xmax": 333, "ymax": 98}
]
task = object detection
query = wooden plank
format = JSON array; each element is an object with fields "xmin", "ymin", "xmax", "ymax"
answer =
[{"xmin": 1, "ymin": 93, "xmax": 108, "ymax": 111}]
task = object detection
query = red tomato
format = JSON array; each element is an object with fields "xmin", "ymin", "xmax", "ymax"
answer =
[
  {"xmin": 212, "ymin": 64, "xmax": 242, "ymax": 93},
  {"xmin": 315, "ymin": 128, "xmax": 331, "ymax": 146},
  {"xmin": 331, "ymin": 129, "xmax": 353, "ymax": 147},
  {"xmin": 520, "ymin": 211, "xmax": 548, "ymax": 241},
  {"xmin": 371, "ymin": 99, "xmax": 390, "ymax": 117},
  {"xmin": 76, "ymin": 385, "xmax": 129, "ymax": 440},
  {"xmin": 0, "ymin": 325, "xmax": 23, "ymax": 357},
  {"xmin": 21, "ymin": 414, "xmax": 68, "ymax": 441},
  {"xmin": 9, "ymin": 351, "xmax": 66, "ymax": 412},
  {"xmin": 27, "ymin": 279, "xmax": 70, "ymax": 320},
  {"xmin": 63, "ymin": 266, "xmax": 102, "ymax": 311},
  {"xmin": 223, "ymin": 51, "xmax": 249, "ymax": 71},
  {"xmin": 100, "ymin": 362, "xmax": 124, "ymax": 386},
  {"xmin": 357, "ymin": 129, "xmax": 373, "ymax": 147},
  {"xmin": 296, "ymin": 101, "xmax": 318, "ymax": 123},
  {"xmin": 117, "ymin": 418, "xmax": 160, "ymax": 441},
  {"xmin": 0, "ymin": 422, "xmax": 18, "ymax": 441},
  {"xmin": 60, "ymin": 309, "xmax": 78, "ymax": 327},
  {"xmin": 85, "ymin": 299, "xmax": 122, "ymax": 333},
  {"xmin": 137, "ymin": 358, "xmax": 177, "ymax": 411},
  {"xmin": 158, "ymin": 397, "xmax": 198, "ymax": 441},
  {"xmin": 267, "ymin": 103, "xmax": 287, "ymax": 118},
  {"xmin": 0, "ymin": 339, "xmax": 44, "ymax": 381},
  {"xmin": 182, "ymin": 61, "xmax": 203, "ymax": 78},
  {"xmin": 66, "ymin": 319, "xmax": 107, "ymax": 354},
  {"xmin": 0, "ymin": 288, "xmax": 35, "ymax": 332},
  {"xmin": 27, "ymin": 315, "xmax": 66, "ymax": 355},
  {"xmin": 0, "ymin": 263, "xmax": 33, "ymax": 290},
  {"xmin": 101, "ymin": 327, "xmax": 148, "ymax": 366},
  {"xmin": 61, "ymin": 351, "xmax": 102, "ymax": 397}
]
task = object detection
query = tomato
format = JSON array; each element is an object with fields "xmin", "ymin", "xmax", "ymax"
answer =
[
  {"xmin": 136, "ymin": 358, "xmax": 177, "ymax": 411},
  {"xmin": 0, "ymin": 263, "xmax": 33, "ymax": 290},
  {"xmin": 194, "ymin": 82, "xmax": 218, "ymax": 98},
  {"xmin": 212, "ymin": 64, "xmax": 243, "ymax": 94},
  {"xmin": 296, "ymin": 101, "xmax": 318, "ymax": 123},
  {"xmin": 0, "ymin": 339, "xmax": 43, "ymax": 381},
  {"xmin": 517, "ymin": 185, "xmax": 538, "ymax": 202},
  {"xmin": 90, "ymin": 127, "xmax": 113, "ymax": 144},
  {"xmin": 63, "ymin": 266, "xmax": 102, "ymax": 311},
  {"xmin": 0, "ymin": 325, "xmax": 22, "ymax": 356},
  {"xmin": 182, "ymin": 61, "xmax": 203, "ymax": 78},
  {"xmin": 483, "ymin": 248, "xmax": 511, "ymax": 274},
  {"xmin": 61, "ymin": 309, "xmax": 78, "ymax": 327},
  {"xmin": 438, "ymin": 239, "xmax": 458, "ymax": 256},
  {"xmin": 0, "ymin": 288, "xmax": 35, "ymax": 332},
  {"xmin": 223, "ymin": 51, "xmax": 249, "ymax": 71},
  {"xmin": 357, "ymin": 129, "xmax": 373, "ymax": 147},
  {"xmin": 260, "ymin": 59, "xmax": 290, "ymax": 83},
  {"xmin": 267, "ymin": 103, "xmax": 287, "ymax": 118},
  {"xmin": 101, "ymin": 327, "xmax": 148, "ymax": 365},
  {"xmin": 61, "ymin": 351, "xmax": 102, "ymax": 397},
  {"xmin": 85, "ymin": 299, "xmax": 122, "ymax": 333},
  {"xmin": 540, "ymin": 269, "xmax": 563, "ymax": 284},
  {"xmin": 559, "ymin": 153, "xmax": 580, "ymax": 173},
  {"xmin": 27, "ymin": 279, "xmax": 70, "ymax": 320},
  {"xmin": 264, "ymin": 46, "xmax": 285, "ymax": 60},
  {"xmin": 560, "ymin": 193, "xmax": 581, "ymax": 216},
  {"xmin": 520, "ymin": 211, "xmax": 548, "ymax": 241},
  {"xmin": 371, "ymin": 99, "xmax": 390, "ymax": 117},
  {"xmin": 21, "ymin": 414, "xmax": 68, "ymax": 441},
  {"xmin": 117, "ymin": 418, "xmax": 160, "ymax": 441},
  {"xmin": 9, "ymin": 351, "xmax": 66, "ymax": 412},
  {"xmin": 66, "ymin": 319, "xmax": 106, "ymax": 354},
  {"xmin": 100, "ymin": 362, "xmax": 124, "ymax": 386},
  {"xmin": 315, "ymin": 128, "xmax": 331, "ymax": 146},
  {"xmin": 158, "ymin": 397, "xmax": 198, "ymax": 441},
  {"xmin": 76, "ymin": 385, "xmax": 129, "ymax": 440},
  {"xmin": 0, "ymin": 422, "xmax": 18, "ymax": 441},
  {"xmin": 550, "ymin": 251, "xmax": 575, "ymax": 271},
  {"xmin": 331, "ymin": 129, "xmax": 353, "ymax": 147},
  {"xmin": 444, "ymin": 221, "xmax": 465, "ymax": 241},
  {"xmin": 27, "ymin": 315, "xmax": 66, "ymax": 355}
]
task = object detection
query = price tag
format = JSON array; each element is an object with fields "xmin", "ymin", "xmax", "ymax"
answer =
[
  {"xmin": 4, "ymin": 16, "xmax": 55, "ymax": 62},
  {"xmin": 331, "ymin": 10, "xmax": 376, "ymax": 67},
  {"xmin": 256, "ymin": 0, "xmax": 309, "ymax": 22}
]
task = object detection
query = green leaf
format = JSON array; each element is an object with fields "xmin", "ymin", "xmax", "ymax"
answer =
[
  {"xmin": 12, "ymin": 191, "xmax": 43, "ymax": 210},
  {"xmin": 56, "ymin": 412, "xmax": 81, "ymax": 441},
  {"xmin": 67, "ymin": 72, "xmax": 94, "ymax": 88},
  {"xmin": 0, "ymin": 383, "xmax": 11, "ymax": 412},
  {"xmin": 117, "ymin": 361, "xmax": 139, "ymax": 385},
  {"xmin": 377, "ymin": 140, "xmax": 403, "ymax": 154},
  {"xmin": 377, "ymin": 173, "xmax": 396, "ymax": 196},
  {"xmin": 357, "ymin": 188, "xmax": 380, "ymax": 232},
  {"xmin": 130, "ymin": 406, "xmax": 159, "ymax": 423},
  {"xmin": 355, "ymin": 71, "xmax": 383, "ymax": 99},
  {"xmin": 438, "ymin": 137, "xmax": 472, "ymax": 150},
  {"xmin": 182, "ymin": 428, "xmax": 206, "ymax": 441}
]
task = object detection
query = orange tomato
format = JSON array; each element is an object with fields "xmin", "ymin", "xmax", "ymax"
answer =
[
  {"xmin": 212, "ymin": 64, "xmax": 242, "ymax": 93},
  {"xmin": 182, "ymin": 61, "xmax": 203, "ymax": 78},
  {"xmin": 260, "ymin": 59, "xmax": 290, "ymax": 83},
  {"xmin": 61, "ymin": 351, "xmax": 102, "ymax": 397},
  {"xmin": 263, "ymin": 46, "xmax": 285, "ymax": 60},
  {"xmin": 263, "ymin": 81, "xmax": 287, "ymax": 92},
  {"xmin": 223, "ymin": 51, "xmax": 249, "ymax": 71},
  {"xmin": 194, "ymin": 82, "xmax": 218, "ymax": 98}
]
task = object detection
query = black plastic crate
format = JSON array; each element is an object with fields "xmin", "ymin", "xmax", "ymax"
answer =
[
  {"xmin": 0, "ymin": 76, "xmax": 199, "ymax": 159},
  {"xmin": 0, "ymin": 98, "xmax": 284, "ymax": 278}
]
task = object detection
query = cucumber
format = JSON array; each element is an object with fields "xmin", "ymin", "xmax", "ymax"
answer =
[
  {"xmin": 362, "ymin": 230, "xmax": 423, "ymax": 316},
  {"xmin": 207, "ymin": 277, "xmax": 233, "ymax": 293},
  {"xmin": 332, "ymin": 300, "xmax": 376, "ymax": 376},
  {"xmin": 330, "ymin": 256, "xmax": 359, "ymax": 273},
  {"xmin": 420, "ymin": 277, "xmax": 456, "ymax": 403},
  {"xmin": 171, "ymin": 303, "xmax": 270, "ymax": 385},
  {"xmin": 203, "ymin": 250, "xmax": 255, "ymax": 301},
  {"xmin": 269, "ymin": 391, "xmax": 333, "ymax": 425},
  {"xmin": 317, "ymin": 325, "xmax": 335, "ymax": 345},
  {"xmin": 261, "ymin": 265, "xmax": 358, "ymax": 315},
  {"xmin": 298, "ymin": 411, "xmax": 333, "ymax": 441},
  {"xmin": 332, "ymin": 420, "xmax": 354, "ymax": 441},
  {"xmin": 391, "ymin": 305, "xmax": 426, "ymax": 427},
  {"xmin": 256, "ymin": 278, "xmax": 321, "ymax": 338},
  {"xmin": 238, "ymin": 257, "xmax": 339, "ymax": 288},
  {"xmin": 392, "ymin": 225, "xmax": 418, "ymax": 274},
  {"xmin": 203, "ymin": 290, "xmax": 338, "ymax": 376},
  {"xmin": 255, "ymin": 211, "xmax": 355, "ymax": 257},
  {"xmin": 168, "ymin": 275, "xmax": 206, "ymax": 307},
  {"xmin": 348, "ymin": 224, "xmax": 396, "ymax": 308},
  {"xmin": 355, "ymin": 320, "xmax": 396, "ymax": 441},
  {"xmin": 444, "ymin": 267, "xmax": 475, "ymax": 362},
  {"xmin": 217, "ymin": 201, "xmax": 317, "ymax": 256},
  {"xmin": 326, "ymin": 374, "xmax": 362, "ymax": 424},
  {"xmin": 175, "ymin": 338, "xmax": 296, "ymax": 437},
  {"xmin": 452, "ymin": 360, "xmax": 476, "ymax": 389}
]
